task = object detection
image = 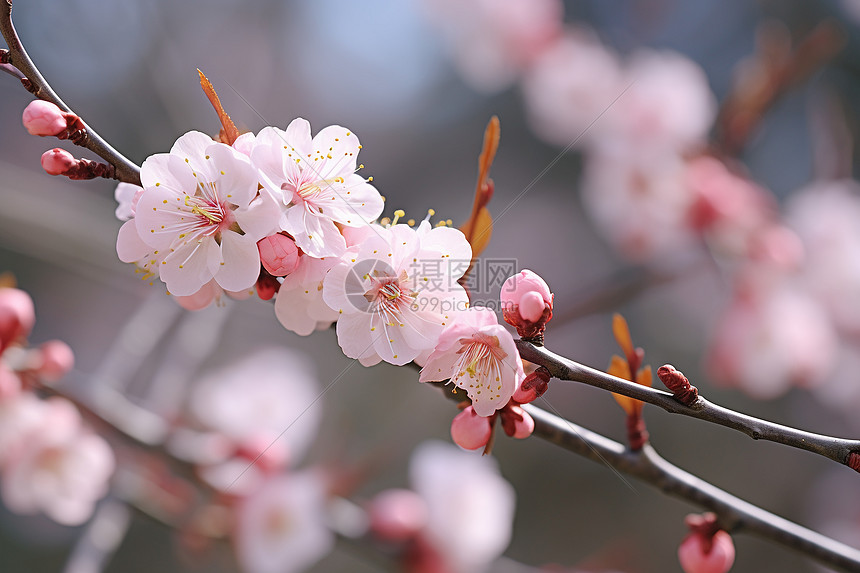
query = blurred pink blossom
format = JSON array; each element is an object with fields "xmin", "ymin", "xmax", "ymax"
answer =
[
  {"xmin": 369, "ymin": 488, "xmax": 429, "ymax": 543},
  {"xmin": 235, "ymin": 472, "xmax": 333, "ymax": 573},
  {"xmin": 0, "ymin": 287, "xmax": 35, "ymax": 353},
  {"xmin": 1, "ymin": 397, "xmax": 114, "ymax": 526},
  {"xmin": 707, "ymin": 281, "xmax": 837, "ymax": 399},
  {"xmin": 423, "ymin": 0, "xmax": 563, "ymax": 92},
  {"xmin": 189, "ymin": 347, "xmax": 321, "ymax": 491},
  {"xmin": 409, "ymin": 441, "xmax": 515, "ymax": 573},
  {"xmin": 581, "ymin": 147, "xmax": 699, "ymax": 264},
  {"xmin": 786, "ymin": 180, "xmax": 860, "ymax": 334},
  {"xmin": 522, "ymin": 29, "xmax": 623, "ymax": 148},
  {"xmin": 678, "ymin": 529, "xmax": 735, "ymax": 573},
  {"xmin": 603, "ymin": 50, "xmax": 717, "ymax": 153}
]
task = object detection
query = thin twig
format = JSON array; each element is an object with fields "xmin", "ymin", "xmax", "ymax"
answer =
[
  {"xmin": 516, "ymin": 341, "xmax": 860, "ymax": 468},
  {"xmin": 525, "ymin": 404, "xmax": 860, "ymax": 573},
  {"xmin": 0, "ymin": 1, "xmax": 141, "ymax": 185}
]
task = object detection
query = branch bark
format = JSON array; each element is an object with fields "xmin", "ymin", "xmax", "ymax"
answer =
[
  {"xmin": 0, "ymin": 1, "xmax": 141, "ymax": 185},
  {"xmin": 525, "ymin": 403, "xmax": 860, "ymax": 573},
  {"xmin": 517, "ymin": 340, "xmax": 860, "ymax": 468}
]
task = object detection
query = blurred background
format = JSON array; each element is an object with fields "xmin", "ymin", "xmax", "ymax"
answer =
[{"xmin": 2, "ymin": 0, "xmax": 860, "ymax": 571}]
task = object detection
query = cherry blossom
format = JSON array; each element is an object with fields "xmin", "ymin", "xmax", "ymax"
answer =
[
  {"xmin": 603, "ymin": 49, "xmax": 717, "ymax": 153},
  {"xmin": 274, "ymin": 255, "xmax": 341, "ymax": 337},
  {"xmin": 323, "ymin": 222, "xmax": 471, "ymax": 366},
  {"xmin": 707, "ymin": 280, "xmax": 838, "ymax": 399},
  {"xmin": 122, "ymin": 131, "xmax": 280, "ymax": 296},
  {"xmin": 422, "ymin": 0, "xmax": 563, "ymax": 92},
  {"xmin": 251, "ymin": 118, "xmax": 384, "ymax": 258},
  {"xmin": 0, "ymin": 287, "xmax": 35, "ymax": 353},
  {"xmin": 581, "ymin": 146, "xmax": 699, "ymax": 264},
  {"xmin": 1, "ymin": 397, "xmax": 114, "ymax": 526},
  {"xmin": 189, "ymin": 347, "xmax": 321, "ymax": 491},
  {"xmin": 420, "ymin": 307, "xmax": 523, "ymax": 416},
  {"xmin": 678, "ymin": 529, "xmax": 735, "ymax": 573},
  {"xmin": 786, "ymin": 180, "xmax": 860, "ymax": 334},
  {"xmin": 409, "ymin": 441, "xmax": 515, "ymax": 573},
  {"xmin": 234, "ymin": 472, "xmax": 333, "ymax": 573},
  {"xmin": 521, "ymin": 29, "xmax": 623, "ymax": 148}
]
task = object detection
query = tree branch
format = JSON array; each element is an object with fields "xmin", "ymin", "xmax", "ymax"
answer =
[
  {"xmin": 516, "ymin": 340, "xmax": 860, "ymax": 469},
  {"xmin": 0, "ymin": 1, "xmax": 141, "ymax": 185},
  {"xmin": 525, "ymin": 403, "xmax": 860, "ymax": 573}
]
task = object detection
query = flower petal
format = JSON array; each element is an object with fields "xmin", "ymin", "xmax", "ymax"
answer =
[{"xmin": 215, "ymin": 231, "xmax": 262, "ymax": 293}]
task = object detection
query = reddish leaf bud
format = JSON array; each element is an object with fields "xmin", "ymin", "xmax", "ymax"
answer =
[{"xmin": 657, "ymin": 364, "xmax": 699, "ymax": 405}]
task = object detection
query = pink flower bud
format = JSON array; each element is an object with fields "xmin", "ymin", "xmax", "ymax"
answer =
[
  {"xmin": 369, "ymin": 489, "xmax": 428, "ymax": 542},
  {"xmin": 258, "ymin": 234, "xmax": 300, "ymax": 277},
  {"xmin": 0, "ymin": 288, "xmax": 36, "ymax": 352},
  {"xmin": 36, "ymin": 340, "xmax": 75, "ymax": 383},
  {"xmin": 41, "ymin": 148, "xmax": 75, "ymax": 176},
  {"xmin": 22, "ymin": 100, "xmax": 67, "ymax": 136},
  {"xmin": 678, "ymin": 530, "xmax": 735, "ymax": 573},
  {"xmin": 512, "ymin": 366, "xmax": 551, "ymax": 404},
  {"xmin": 501, "ymin": 404, "xmax": 534, "ymax": 439},
  {"xmin": 501, "ymin": 270, "xmax": 553, "ymax": 340},
  {"xmin": 450, "ymin": 406, "xmax": 492, "ymax": 450}
]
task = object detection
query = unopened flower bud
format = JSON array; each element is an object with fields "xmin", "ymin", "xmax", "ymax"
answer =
[
  {"xmin": 258, "ymin": 234, "xmax": 300, "ymax": 277},
  {"xmin": 678, "ymin": 529, "xmax": 735, "ymax": 573},
  {"xmin": 501, "ymin": 270, "xmax": 553, "ymax": 341},
  {"xmin": 0, "ymin": 288, "xmax": 36, "ymax": 352},
  {"xmin": 41, "ymin": 148, "xmax": 75, "ymax": 176},
  {"xmin": 450, "ymin": 406, "xmax": 492, "ymax": 450},
  {"xmin": 36, "ymin": 340, "xmax": 75, "ymax": 383},
  {"xmin": 22, "ymin": 100, "xmax": 67, "ymax": 136},
  {"xmin": 368, "ymin": 489, "xmax": 428, "ymax": 542},
  {"xmin": 512, "ymin": 366, "xmax": 551, "ymax": 404},
  {"xmin": 501, "ymin": 404, "xmax": 535, "ymax": 439}
]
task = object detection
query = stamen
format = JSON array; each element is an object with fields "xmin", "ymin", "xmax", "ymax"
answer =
[{"xmin": 392, "ymin": 209, "xmax": 405, "ymax": 226}]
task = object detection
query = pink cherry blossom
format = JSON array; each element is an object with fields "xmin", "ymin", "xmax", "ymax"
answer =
[
  {"xmin": 604, "ymin": 49, "xmax": 717, "ymax": 153},
  {"xmin": 235, "ymin": 472, "xmax": 333, "ymax": 573},
  {"xmin": 450, "ymin": 406, "xmax": 492, "ymax": 450},
  {"xmin": 324, "ymin": 222, "xmax": 471, "ymax": 366},
  {"xmin": 421, "ymin": 307, "xmax": 524, "ymax": 416},
  {"xmin": 123, "ymin": 131, "xmax": 280, "ymax": 296},
  {"xmin": 522, "ymin": 29, "xmax": 623, "ymax": 148},
  {"xmin": 114, "ymin": 182, "xmax": 144, "ymax": 221},
  {"xmin": 678, "ymin": 530, "xmax": 735, "ymax": 573},
  {"xmin": 786, "ymin": 180, "xmax": 860, "ymax": 334},
  {"xmin": 1, "ymin": 397, "xmax": 114, "ymax": 526},
  {"xmin": 369, "ymin": 488, "xmax": 429, "ymax": 542},
  {"xmin": 274, "ymin": 255, "xmax": 341, "ymax": 336},
  {"xmin": 581, "ymin": 146, "xmax": 699, "ymax": 264},
  {"xmin": 251, "ymin": 119, "xmax": 384, "ymax": 258},
  {"xmin": 707, "ymin": 281, "xmax": 838, "ymax": 399},
  {"xmin": 422, "ymin": 0, "xmax": 563, "ymax": 92},
  {"xmin": 190, "ymin": 347, "xmax": 321, "ymax": 469},
  {"xmin": 22, "ymin": 100, "xmax": 67, "ymax": 137},
  {"xmin": 409, "ymin": 441, "xmax": 515, "ymax": 573}
]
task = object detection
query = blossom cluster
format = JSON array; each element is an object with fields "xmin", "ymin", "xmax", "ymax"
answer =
[
  {"xmin": 114, "ymin": 119, "xmax": 556, "ymax": 436},
  {"xmin": 0, "ymin": 286, "xmax": 114, "ymax": 526},
  {"xmin": 423, "ymin": 0, "xmax": 860, "ymax": 405}
]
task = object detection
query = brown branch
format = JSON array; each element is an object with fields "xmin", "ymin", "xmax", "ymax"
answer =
[
  {"xmin": 516, "ymin": 340, "xmax": 860, "ymax": 468},
  {"xmin": 525, "ymin": 404, "xmax": 860, "ymax": 572},
  {"xmin": 0, "ymin": 1, "xmax": 141, "ymax": 185}
]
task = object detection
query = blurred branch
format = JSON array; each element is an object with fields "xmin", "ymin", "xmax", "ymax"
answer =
[
  {"xmin": 716, "ymin": 19, "xmax": 845, "ymax": 154},
  {"xmin": 0, "ymin": 1, "xmax": 141, "ymax": 185},
  {"xmin": 516, "ymin": 340, "xmax": 860, "ymax": 468},
  {"xmin": 525, "ymin": 404, "xmax": 860, "ymax": 573}
]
